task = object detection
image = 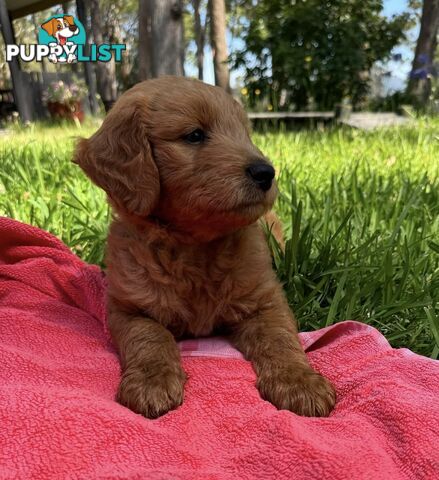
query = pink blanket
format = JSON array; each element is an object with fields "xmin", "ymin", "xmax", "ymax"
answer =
[{"xmin": 0, "ymin": 216, "xmax": 438, "ymax": 479}]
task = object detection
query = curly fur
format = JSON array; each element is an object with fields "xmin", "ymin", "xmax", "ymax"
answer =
[{"xmin": 74, "ymin": 76, "xmax": 336, "ymax": 419}]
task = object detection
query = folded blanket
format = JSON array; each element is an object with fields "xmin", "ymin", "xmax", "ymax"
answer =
[{"xmin": 0, "ymin": 216, "xmax": 438, "ymax": 480}]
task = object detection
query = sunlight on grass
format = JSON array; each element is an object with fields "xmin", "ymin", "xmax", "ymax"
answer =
[{"xmin": 1, "ymin": 118, "xmax": 438, "ymax": 356}]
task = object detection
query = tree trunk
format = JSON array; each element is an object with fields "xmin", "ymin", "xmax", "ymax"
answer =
[
  {"xmin": 76, "ymin": 0, "xmax": 99, "ymax": 114},
  {"xmin": 193, "ymin": 0, "xmax": 205, "ymax": 80},
  {"xmin": 209, "ymin": 0, "xmax": 230, "ymax": 92},
  {"xmin": 138, "ymin": 0, "xmax": 184, "ymax": 80},
  {"xmin": 89, "ymin": 0, "xmax": 117, "ymax": 112},
  {"xmin": 32, "ymin": 14, "xmax": 46, "ymax": 72},
  {"xmin": 407, "ymin": 0, "xmax": 439, "ymax": 104},
  {"xmin": 138, "ymin": 0, "xmax": 152, "ymax": 79},
  {"xmin": 0, "ymin": 0, "xmax": 33, "ymax": 122},
  {"xmin": 61, "ymin": 3, "xmax": 79, "ymax": 73}
]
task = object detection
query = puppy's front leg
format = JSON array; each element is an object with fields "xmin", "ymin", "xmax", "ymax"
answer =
[
  {"xmin": 108, "ymin": 302, "xmax": 186, "ymax": 419},
  {"xmin": 230, "ymin": 292, "xmax": 336, "ymax": 417}
]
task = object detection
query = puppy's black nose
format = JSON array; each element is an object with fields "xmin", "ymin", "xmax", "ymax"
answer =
[
  {"xmin": 69, "ymin": 25, "xmax": 77, "ymax": 32},
  {"xmin": 246, "ymin": 162, "xmax": 275, "ymax": 191}
]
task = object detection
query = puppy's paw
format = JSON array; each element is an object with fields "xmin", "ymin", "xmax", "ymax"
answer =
[
  {"xmin": 257, "ymin": 366, "xmax": 336, "ymax": 417},
  {"xmin": 117, "ymin": 366, "xmax": 186, "ymax": 419}
]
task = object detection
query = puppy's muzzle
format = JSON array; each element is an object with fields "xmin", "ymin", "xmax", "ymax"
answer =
[{"xmin": 246, "ymin": 162, "xmax": 275, "ymax": 192}]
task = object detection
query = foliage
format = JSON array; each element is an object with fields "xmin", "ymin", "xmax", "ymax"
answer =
[
  {"xmin": 0, "ymin": 120, "xmax": 438, "ymax": 357},
  {"xmin": 233, "ymin": 0, "xmax": 412, "ymax": 111},
  {"xmin": 43, "ymin": 79, "xmax": 88, "ymax": 104}
]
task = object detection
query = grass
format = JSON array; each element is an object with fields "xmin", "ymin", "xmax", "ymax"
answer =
[{"xmin": 1, "ymin": 118, "xmax": 438, "ymax": 357}]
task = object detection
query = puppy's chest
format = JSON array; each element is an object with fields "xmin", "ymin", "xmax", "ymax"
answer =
[{"xmin": 124, "ymin": 239, "xmax": 258, "ymax": 337}]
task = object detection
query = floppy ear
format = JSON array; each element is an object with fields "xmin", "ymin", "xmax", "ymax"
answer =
[
  {"xmin": 63, "ymin": 15, "xmax": 75, "ymax": 26},
  {"xmin": 73, "ymin": 100, "xmax": 160, "ymax": 217},
  {"xmin": 41, "ymin": 18, "xmax": 56, "ymax": 37}
]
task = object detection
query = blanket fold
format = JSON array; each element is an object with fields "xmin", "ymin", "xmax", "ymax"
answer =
[{"xmin": 0, "ymin": 217, "xmax": 438, "ymax": 480}]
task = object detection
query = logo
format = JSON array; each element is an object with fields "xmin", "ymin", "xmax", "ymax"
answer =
[{"xmin": 6, "ymin": 14, "xmax": 125, "ymax": 64}]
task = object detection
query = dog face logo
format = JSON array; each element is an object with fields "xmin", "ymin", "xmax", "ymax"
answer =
[
  {"xmin": 39, "ymin": 14, "xmax": 85, "ymax": 64},
  {"xmin": 41, "ymin": 16, "xmax": 79, "ymax": 46}
]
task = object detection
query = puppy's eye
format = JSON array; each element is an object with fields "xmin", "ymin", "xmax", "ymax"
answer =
[{"xmin": 184, "ymin": 129, "xmax": 205, "ymax": 144}]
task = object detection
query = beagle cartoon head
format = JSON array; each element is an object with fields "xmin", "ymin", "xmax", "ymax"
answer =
[{"xmin": 41, "ymin": 16, "xmax": 79, "ymax": 45}]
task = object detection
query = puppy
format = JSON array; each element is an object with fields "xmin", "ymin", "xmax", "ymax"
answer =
[
  {"xmin": 74, "ymin": 77, "xmax": 336, "ymax": 419},
  {"xmin": 41, "ymin": 15, "xmax": 79, "ymax": 63}
]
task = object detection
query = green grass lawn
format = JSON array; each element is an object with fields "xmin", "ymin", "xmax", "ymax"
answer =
[{"xmin": 1, "ymin": 119, "xmax": 438, "ymax": 357}]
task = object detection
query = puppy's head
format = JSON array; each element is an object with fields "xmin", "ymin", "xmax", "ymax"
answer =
[{"xmin": 74, "ymin": 77, "xmax": 277, "ymax": 241}]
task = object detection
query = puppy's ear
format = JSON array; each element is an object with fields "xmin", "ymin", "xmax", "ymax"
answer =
[
  {"xmin": 63, "ymin": 15, "xmax": 74, "ymax": 26},
  {"xmin": 73, "ymin": 101, "xmax": 160, "ymax": 217},
  {"xmin": 41, "ymin": 18, "xmax": 56, "ymax": 37}
]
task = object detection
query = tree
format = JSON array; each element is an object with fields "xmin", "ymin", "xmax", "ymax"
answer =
[
  {"xmin": 407, "ymin": 0, "xmax": 439, "ymax": 105},
  {"xmin": 138, "ymin": 0, "xmax": 185, "ymax": 79},
  {"xmin": 90, "ymin": 0, "xmax": 117, "ymax": 111},
  {"xmin": 100, "ymin": 0, "xmax": 139, "ymax": 90},
  {"xmin": 209, "ymin": 0, "xmax": 230, "ymax": 91},
  {"xmin": 138, "ymin": 0, "xmax": 152, "ymax": 79},
  {"xmin": 233, "ymin": 0, "xmax": 410, "ymax": 110},
  {"xmin": 76, "ymin": 0, "xmax": 99, "ymax": 114},
  {"xmin": 193, "ymin": 0, "xmax": 207, "ymax": 80}
]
